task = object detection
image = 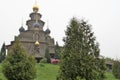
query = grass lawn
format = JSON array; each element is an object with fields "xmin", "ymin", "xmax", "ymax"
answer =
[
  {"xmin": 0, "ymin": 63, "xmax": 119, "ymax": 80},
  {"xmin": 105, "ymin": 72, "xmax": 118, "ymax": 80},
  {"xmin": 35, "ymin": 63, "xmax": 59, "ymax": 80}
]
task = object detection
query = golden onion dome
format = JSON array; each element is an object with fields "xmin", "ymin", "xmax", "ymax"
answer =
[
  {"xmin": 33, "ymin": 4, "xmax": 39, "ymax": 13},
  {"xmin": 35, "ymin": 41, "xmax": 40, "ymax": 46}
]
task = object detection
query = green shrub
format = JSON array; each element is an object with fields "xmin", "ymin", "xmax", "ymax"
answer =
[
  {"xmin": 40, "ymin": 58, "xmax": 47, "ymax": 63},
  {"xmin": 112, "ymin": 60, "xmax": 120, "ymax": 79},
  {"xmin": 2, "ymin": 38, "xmax": 36, "ymax": 80}
]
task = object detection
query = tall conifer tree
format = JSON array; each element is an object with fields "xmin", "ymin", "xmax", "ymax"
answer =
[
  {"xmin": 45, "ymin": 48, "xmax": 51, "ymax": 63},
  {"xmin": 55, "ymin": 41, "xmax": 61, "ymax": 59},
  {"xmin": 0, "ymin": 43, "xmax": 6, "ymax": 62},
  {"xmin": 58, "ymin": 18, "xmax": 106, "ymax": 80}
]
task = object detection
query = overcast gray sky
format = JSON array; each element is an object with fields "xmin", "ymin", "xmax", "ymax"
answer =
[{"xmin": 0, "ymin": 0, "xmax": 120, "ymax": 59}]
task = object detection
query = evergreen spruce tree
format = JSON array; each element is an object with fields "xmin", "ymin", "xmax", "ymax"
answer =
[
  {"xmin": 58, "ymin": 18, "xmax": 106, "ymax": 80},
  {"xmin": 0, "ymin": 43, "xmax": 6, "ymax": 62},
  {"xmin": 45, "ymin": 48, "xmax": 51, "ymax": 63},
  {"xmin": 2, "ymin": 38, "xmax": 36, "ymax": 80}
]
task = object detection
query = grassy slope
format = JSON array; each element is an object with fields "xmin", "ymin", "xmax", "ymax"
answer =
[
  {"xmin": 0, "ymin": 63, "xmax": 118, "ymax": 80},
  {"xmin": 105, "ymin": 72, "xmax": 118, "ymax": 80},
  {"xmin": 35, "ymin": 63, "xmax": 59, "ymax": 80}
]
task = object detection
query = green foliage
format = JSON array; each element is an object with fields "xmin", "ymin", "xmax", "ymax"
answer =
[
  {"xmin": 58, "ymin": 18, "xmax": 106, "ymax": 80},
  {"xmin": 0, "ymin": 43, "xmax": 6, "ymax": 63},
  {"xmin": 2, "ymin": 38, "xmax": 36, "ymax": 80},
  {"xmin": 40, "ymin": 58, "xmax": 47, "ymax": 63},
  {"xmin": 45, "ymin": 48, "xmax": 51, "ymax": 63},
  {"xmin": 0, "ymin": 63, "xmax": 118, "ymax": 80},
  {"xmin": 55, "ymin": 42, "xmax": 61, "ymax": 59},
  {"xmin": 112, "ymin": 60, "xmax": 120, "ymax": 79}
]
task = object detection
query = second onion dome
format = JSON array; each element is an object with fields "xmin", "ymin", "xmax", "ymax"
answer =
[
  {"xmin": 45, "ymin": 28, "xmax": 51, "ymax": 34},
  {"xmin": 33, "ymin": 21, "xmax": 40, "ymax": 29},
  {"xmin": 19, "ymin": 26, "xmax": 25, "ymax": 32}
]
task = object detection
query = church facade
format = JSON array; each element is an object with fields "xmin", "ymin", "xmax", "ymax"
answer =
[{"xmin": 6, "ymin": 3, "xmax": 55, "ymax": 60}]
